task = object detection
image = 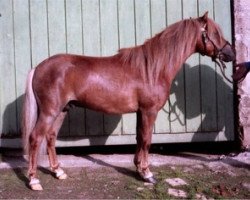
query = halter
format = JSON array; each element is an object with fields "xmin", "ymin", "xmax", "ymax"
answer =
[{"xmin": 201, "ymin": 28, "xmax": 234, "ymax": 83}]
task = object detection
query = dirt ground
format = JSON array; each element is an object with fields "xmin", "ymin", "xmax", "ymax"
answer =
[{"xmin": 0, "ymin": 144, "xmax": 249, "ymax": 199}]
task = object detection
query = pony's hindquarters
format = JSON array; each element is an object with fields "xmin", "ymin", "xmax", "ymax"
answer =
[{"xmin": 21, "ymin": 68, "xmax": 38, "ymax": 155}]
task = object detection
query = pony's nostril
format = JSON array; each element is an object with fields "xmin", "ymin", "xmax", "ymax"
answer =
[{"xmin": 220, "ymin": 45, "xmax": 236, "ymax": 62}]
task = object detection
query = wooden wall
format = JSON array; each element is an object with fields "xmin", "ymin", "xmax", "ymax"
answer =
[{"xmin": 0, "ymin": 0, "xmax": 234, "ymax": 148}]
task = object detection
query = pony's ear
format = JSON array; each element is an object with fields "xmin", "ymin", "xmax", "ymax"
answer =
[
  {"xmin": 199, "ymin": 11, "xmax": 208, "ymax": 31},
  {"xmin": 201, "ymin": 11, "xmax": 208, "ymax": 23}
]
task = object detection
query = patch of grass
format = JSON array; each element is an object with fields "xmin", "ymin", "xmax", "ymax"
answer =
[{"xmin": 131, "ymin": 165, "xmax": 250, "ymax": 199}]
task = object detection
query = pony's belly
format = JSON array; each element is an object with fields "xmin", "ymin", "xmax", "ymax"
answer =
[
  {"xmin": 78, "ymin": 92, "xmax": 138, "ymax": 114},
  {"xmin": 85, "ymin": 99, "xmax": 138, "ymax": 114}
]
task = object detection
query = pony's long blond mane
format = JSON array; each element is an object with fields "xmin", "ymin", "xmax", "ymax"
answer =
[{"xmin": 118, "ymin": 18, "xmax": 211, "ymax": 84}]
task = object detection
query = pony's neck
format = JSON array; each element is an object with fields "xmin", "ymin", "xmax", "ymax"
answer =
[
  {"xmin": 118, "ymin": 19, "xmax": 200, "ymax": 85},
  {"xmin": 147, "ymin": 19, "xmax": 199, "ymax": 83}
]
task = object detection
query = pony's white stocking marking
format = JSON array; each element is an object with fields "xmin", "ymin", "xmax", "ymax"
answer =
[
  {"xmin": 54, "ymin": 168, "xmax": 67, "ymax": 180},
  {"xmin": 29, "ymin": 178, "xmax": 43, "ymax": 191},
  {"xmin": 137, "ymin": 167, "xmax": 153, "ymax": 179}
]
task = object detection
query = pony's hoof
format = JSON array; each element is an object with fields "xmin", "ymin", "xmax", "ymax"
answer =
[
  {"xmin": 55, "ymin": 168, "xmax": 67, "ymax": 180},
  {"xmin": 29, "ymin": 178, "xmax": 43, "ymax": 191},
  {"xmin": 144, "ymin": 176, "xmax": 157, "ymax": 184},
  {"xmin": 58, "ymin": 173, "xmax": 68, "ymax": 180},
  {"xmin": 30, "ymin": 183, "xmax": 43, "ymax": 191}
]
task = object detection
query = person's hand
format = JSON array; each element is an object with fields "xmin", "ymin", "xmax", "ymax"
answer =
[{"xmin": 232, "ymin": 62, "xmax": 250, "ymax": 82}]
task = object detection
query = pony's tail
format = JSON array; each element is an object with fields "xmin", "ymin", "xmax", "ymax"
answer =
[{"xmin": 21, "ymin": 68, "xmax": 37, "ymax": 155}]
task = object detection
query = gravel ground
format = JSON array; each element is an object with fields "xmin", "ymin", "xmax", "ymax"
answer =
[{"xmin": 0, "ymin": 146, "xmax": 249, "ymax": 199}]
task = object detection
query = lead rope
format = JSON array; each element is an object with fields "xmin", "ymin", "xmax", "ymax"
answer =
[
  {"xmin": 213, "ymin": 58, "xmax": 234, "ymax": 84},
  {"xmin": 201, "ymin": 30, "xmax": 235, "ymax": 84}
]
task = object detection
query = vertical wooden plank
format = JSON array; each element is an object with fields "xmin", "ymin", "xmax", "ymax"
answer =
[
  {"xmin": 0, "ymin": 0, "xmax": 17, "ymax": 136},
  {"xmin": 47, "ymin": 0, "xmax": 66, "ymax": 55},
  {"xmin": 166, "ymin": 0, "xmax": 182, "ymax": 24},
  {"xmin": 118, "ymin": 0, "xmax": 135, "ymax": 48},
  {"xmin": 100, "ymin": 0, "xmax": 119, "ymax": 56},
  {"xmin": 65, "ymin": 0, "xmax": 85, "ymax": 136},
  {"xmin": 13, "ymin": 0, "xmax": 32, "ymax": 132},
  {"xmin": 134, "ymin": 0, "xmax": 151, "ymax": 135},
  {"xmin": 150, "ymin": 0, "xmax": 166, "ymax": 35},
  {"xmin": 214, "ymin": 0, "xmax": 234, "ymax": 140},
  {"xmin": 167, "ymin": 0, "xmax": 186, "ymax": 133},
  {"xmin": 198, "ymin": 1, "xmax": 217, "ymax": 132},
  {"xmin": 82, "ymin": 0, "xmax": 101, "ymax": 56},
  {"xmin": 118, "ymin": 0, "xmax": 137, "ymax": 135},
  {"xmin": 29, "ymin": 0, "xmax": 48, "ymax": 150},
  {"xmin": 134, "ymin": 0, "xmax": 151, "ymax": 45},
  {"xmin": 47, "ymin": 0, "xmax": 69, "ymax": 136},
  {"xmin": 100, "ymin": 0, "xmax": 122, "ymax": 135},
  {"xmin": 82, "ymin": 0, "xmax": 103, "ymax": 136},
  {"xmin": 30, "ymin": 0, "xmax": 49, "ymax": 67},
  {"xmin": 151, "ymin": 0, "xmax": 170, "ymax": 134},
  {"xmin": 198, "ymin": 0, "xmax": 213, "ymax": 19},
  {"xmin": 65, "ymin": 0, "xmax": 83, "ymax": 54},
  {"xmin": 183, "ymin": 0, "xmax": 201, "ymax": 132}
]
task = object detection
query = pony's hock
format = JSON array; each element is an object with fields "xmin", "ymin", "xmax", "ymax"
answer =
[{"xmin": 22, "ymin": 12, "xmax": 235, "ymax": 190}]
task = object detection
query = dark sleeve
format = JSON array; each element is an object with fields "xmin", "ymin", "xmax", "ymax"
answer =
[{"xmin": 245, "ymin": 62, "xmax": 250, "ymax": 70}]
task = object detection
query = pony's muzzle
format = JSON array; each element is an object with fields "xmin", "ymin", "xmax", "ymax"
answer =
[{"xmin": 219, "ymin": 44, "xmax": 236, "ymax": 62}]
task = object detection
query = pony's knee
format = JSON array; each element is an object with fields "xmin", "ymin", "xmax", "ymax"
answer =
[
  {"xmin": 29, "ymin": 131, "xmax": 44, "ymax": 147},
  {"xmin": 29, "ymin": 133, "xmax": 43, "ymax": 149},
  {"xmin": 46, "ymin": 133, "xmax": 56, "ymax": 147}
]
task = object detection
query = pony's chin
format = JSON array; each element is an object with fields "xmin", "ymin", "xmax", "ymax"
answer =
[
  {"xmin": 219, "ymin": 47, "xmax": 236, "ymax": 62},
  {"xmin": 219, "ymin": 54, "xmax": 235, "ymax": 63}
]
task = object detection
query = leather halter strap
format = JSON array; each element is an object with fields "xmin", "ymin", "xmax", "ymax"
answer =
[
  {"xmin": 201, "ymin": 30, "xmax": 233, "ymax": 83},
  {"xmin": 201, "ymin": 29, "xmax": 230, "ymax": 60}
]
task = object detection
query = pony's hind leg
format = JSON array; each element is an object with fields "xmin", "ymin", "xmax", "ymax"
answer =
[
  {"xmin": 28, "ymin": 114, "xmax": 57, "ymax": 190},
  {"xmin": 134, "ymin": 109, "xmax": 158, "ymax": 184},
  {"xmin": 46, "ymin": 112, "xmax": 67, "ymax": 180}
]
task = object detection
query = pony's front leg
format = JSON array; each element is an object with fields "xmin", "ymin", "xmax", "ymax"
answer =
[
  {"xmin": 134, "ymin": 109, "xmax": 158, "ymax": 184},
  {"xmin": 46, "ymin": 112, "xmax": 67, "ymax": 180}
]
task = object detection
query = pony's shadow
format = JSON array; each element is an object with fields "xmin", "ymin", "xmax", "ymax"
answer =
[
  {"xmin": 0, "ymin": 151, "xmax": 54, "ymax": 189},
  {"xmin": 57, "ymin": 107, "xmax": 122, "ymax": 146},
  {"xmin": 83, "ymin": 155, "xmax": 142, "ymax": 181},
  {"xmin": 173, "ymin": 151, "xmax": 250, "ymax": 170},
  {"xmin": 168, "ymin": 63, "xmax": 233, "ymax": 141},
  {"xmin": 0, "ymin": 95, "xmax": 27, "ymax": 187}
]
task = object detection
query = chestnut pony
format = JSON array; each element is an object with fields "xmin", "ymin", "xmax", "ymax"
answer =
[{"xmin": 22, "ymin": 12, "xmax": 235, "ymax": 190}]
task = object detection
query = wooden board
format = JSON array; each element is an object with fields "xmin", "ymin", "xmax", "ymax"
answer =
[
  {"xmin": 29, "ymin": 0, "xmax": 49, "ymax": 66},
  {"xmin": 13, "ymin": 0, "xmax": 32, "ymax": 132},
  {"xmin": 167, "ymin": 0, "xmax": 186, "ymax": 133},
  {"xmin": 99, "ymin": 0, "xmax": 122, "ymax": 136},
  {"xmin": 214, "ymin": 0, "xmax": 234, "ymax": 141},
  {"xmin": 47, "ymin": 0, "xmax": 69, "ymax": 136},
  {"xmin": 82, "ymin": 0, "xmax": 104, "ymax": 136},
  {"xmin": 65, "ymin": 0, "xmax": 85, "ymax": 136},
  {"xmin": 198, "ymin": 1, "xmax": 217, "ymax": 132},
  {"xmin": 183, "ymin": 0, "xmax": 201, "ymax": 133},
  {"xmin": 0, "ymin": 0, "xmax": 17, "ymax": 136},
  {"xmin": 134, "ymin": 0, "xmax": 151, "ymax": 45},
  {"xmin": 118, "ymin": 0, "xmax": 137, "ymax": 135},
  {"xmin": 152, "ymin": 0, "xmax": 170, "ymax": 134}
]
